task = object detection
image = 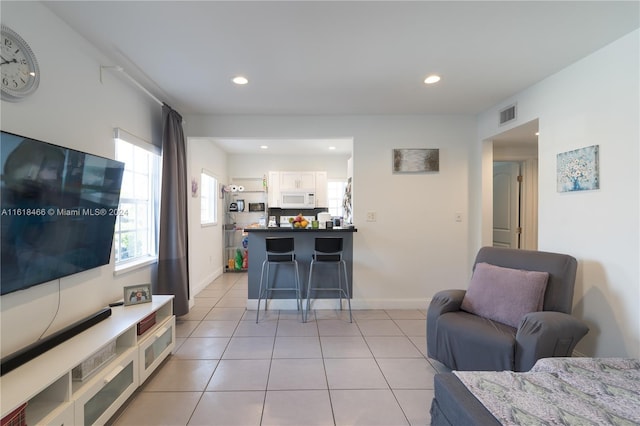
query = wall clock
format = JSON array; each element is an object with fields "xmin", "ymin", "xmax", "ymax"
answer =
[{"xmin": 1, "ymin": 25, "xmax": 40, "ymax": 102}]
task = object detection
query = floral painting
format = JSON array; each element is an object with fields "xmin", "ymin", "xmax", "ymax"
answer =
[{"xmin": 557, "ymin": 145, "xmax": 599, "ymax": 192}]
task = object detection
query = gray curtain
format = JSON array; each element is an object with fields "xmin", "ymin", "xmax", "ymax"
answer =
[{"xmin": 155, "ymin": 104, "xmax": 189, "ymax": 316}]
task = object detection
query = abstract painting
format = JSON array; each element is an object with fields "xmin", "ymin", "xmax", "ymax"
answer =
[
  {"xmin": 557, "ymin": 145, "xmax": 599, "ymax": 192},
  {"xmin": 392, "ymin": 148, "xmax": 439, "ymax": 173}
]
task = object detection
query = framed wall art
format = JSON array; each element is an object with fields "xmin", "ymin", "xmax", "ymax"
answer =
[
  {"xmin": 392, "ymin": 148, "xmax": 439, "ymax": 173},
  {"xmin": 557, "ymin": 145, "xmax": 599, "ymax": 192}
]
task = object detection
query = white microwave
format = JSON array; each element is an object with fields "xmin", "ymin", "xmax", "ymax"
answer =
[{"xmin": 281, "ymin": 192, "xmax": 316, "ymax": 208}]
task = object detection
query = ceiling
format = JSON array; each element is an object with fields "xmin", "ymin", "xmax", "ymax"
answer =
[{"xmin": 44, "ymin": 1, "xmax": 638, "ymax": 152}]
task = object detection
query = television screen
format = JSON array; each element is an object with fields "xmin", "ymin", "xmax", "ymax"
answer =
[{"xmin": 1, "ymin": 131, "xmax": 125, "ymax": 295}]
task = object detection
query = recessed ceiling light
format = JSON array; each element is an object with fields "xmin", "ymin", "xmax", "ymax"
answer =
[
  {"xmin": 328, "ymin": 146, "xmax": 336, "ymax": 150},
  {"xmin": 232, "ymin": 76, "xmax": 248, "ymax": 85},
  {"xmin": 535, "ymin": 132, "xmax": 539, "ymax": 136},
  {"xmin": 260, "ymin": 145, "xmax": 268, "ymax": 149},
  {"xmin": 424, "ymin": 75, "xmax": 441, "ymax": 84}
]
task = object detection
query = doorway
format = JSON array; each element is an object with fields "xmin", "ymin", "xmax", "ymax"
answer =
[{"xmin": 491, "ymin": 119, "xmax": 539, "ymax": 250}]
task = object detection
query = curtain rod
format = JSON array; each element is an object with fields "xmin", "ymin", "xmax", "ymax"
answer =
[{"xmin": 100, "ymin": 65, "xmax": 163, "ymax": 107}]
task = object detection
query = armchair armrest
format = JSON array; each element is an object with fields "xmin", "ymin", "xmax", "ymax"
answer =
[
  {"xmin": 427, "ymin": 290, "xmax": 466, "ymax": 358},
  {"xmin": 515, "ymin": 311, "xmax": 589, "ymax": 372}
]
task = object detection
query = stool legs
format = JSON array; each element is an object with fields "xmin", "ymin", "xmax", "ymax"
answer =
[
  {"xmin": 305, "ymin": 259, "xmax": 352, "ymax": 323},
  {"xmin": 256, "ymin": 260, "xmax": 302, "ymax": 323}
]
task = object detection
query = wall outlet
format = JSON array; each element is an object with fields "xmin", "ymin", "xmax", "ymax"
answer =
[{"xmin": 366, "ymin": 211, "xmax": 377, "ymax": 222}]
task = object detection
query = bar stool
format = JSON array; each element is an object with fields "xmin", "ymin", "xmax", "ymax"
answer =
[
  {"xmin": 304, "ymin": 237, "xmax": 352, "ymax": 323},
  {"xmin": 256, "ymin": 237, "xmax": 302, "ymax": 323}
]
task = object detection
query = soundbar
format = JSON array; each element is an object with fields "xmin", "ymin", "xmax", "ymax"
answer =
[{"xmin": 1, "ymin": 307, "xmax": 112, "ymax": 376}]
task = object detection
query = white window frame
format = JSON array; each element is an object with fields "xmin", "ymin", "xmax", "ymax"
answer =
[
  {"xmin": 327, "ymin": 179, "xmax": 348, "ymax": 218},
  {"xmin": 200, "ymin": 170, "xmax": 218, "ymax": 226},
  {"xmin": 113, "ymin": 128, "xmax": 161, "ymax": 273}
]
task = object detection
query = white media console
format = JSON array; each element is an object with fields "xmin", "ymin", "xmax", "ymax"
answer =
[{"xmin": 0, "ymin": 295, "xmax": 175, "ymax": 425}]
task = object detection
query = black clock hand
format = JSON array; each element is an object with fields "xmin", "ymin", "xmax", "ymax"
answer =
[{"xmin": 0, "ymin": 56, "xmax": 17, "ymax": 66}]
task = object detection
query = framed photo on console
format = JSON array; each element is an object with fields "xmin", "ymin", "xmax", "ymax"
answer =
[{"xmin": 124, "ymin": 284, "xmax": 152, "ymax": 306}]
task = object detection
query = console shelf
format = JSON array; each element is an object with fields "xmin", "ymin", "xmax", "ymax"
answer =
[{"xmin": 0, "ymin": 295, "xmax": 175, "ymax": 425}]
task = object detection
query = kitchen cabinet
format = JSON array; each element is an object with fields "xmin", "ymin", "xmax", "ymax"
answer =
[
  {"xmin": 315, "ymin": 171, "xmax": 328, "ymax": 207},
  {"xmin": 280, "ymin": 171, "xmax": 316, "ymax": 191},
  {"xmin": 268, "ymin": 171, "xmax": 328, "ymax": 207}
]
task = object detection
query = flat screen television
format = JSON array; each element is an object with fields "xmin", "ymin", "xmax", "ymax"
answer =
[{"xmin": 1, "ymin": 131, "xmax": 125, "ymax": 295}]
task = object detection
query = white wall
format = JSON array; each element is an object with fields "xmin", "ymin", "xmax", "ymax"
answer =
[
  {"xmin": 187, "ymin": 139, "xmax": 228, "ymax": 297},
  {"xmin": 476, "ymin": 30, "xmax": 640, "ymax": 357},
  {"xmin": 186, "ymin": 114, "xmax": 477, "ymax": 308},
  {"xmin": 0, "ymin": 2, "xmax": 160, "ymax": 357}
]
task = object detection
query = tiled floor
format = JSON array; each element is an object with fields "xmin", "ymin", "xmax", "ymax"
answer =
[{"xmin": 110, "ymin": 273, "xmax": 448, "ymax": 426}]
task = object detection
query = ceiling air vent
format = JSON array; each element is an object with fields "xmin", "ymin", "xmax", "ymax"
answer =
[{"xmin": 499, "ymin": 104, "xmax": 517, "ymax": 125}]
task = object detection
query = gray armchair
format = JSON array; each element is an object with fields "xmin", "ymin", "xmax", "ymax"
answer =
[{"xmin": 427, "ymin": 247, "xmax": 589, "ymax": 372}]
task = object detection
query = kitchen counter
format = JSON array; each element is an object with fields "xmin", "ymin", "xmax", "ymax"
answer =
[
  {"xmin": 245, "ymin": 226, "xmax": 357, "ymax": 232},
  {"xmin": 244, "ymin": 227, "xmax": 357, "ymax": 308}
]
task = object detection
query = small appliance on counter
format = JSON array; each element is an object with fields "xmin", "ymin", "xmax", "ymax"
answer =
[
  {"xmin": 229, "ymin": 202, "xmax": 238, "ymax": 212},
  {"xmin": 236, "ymin": 199, "xmax": 245, "ymax": 212},
  {"xmin": 317, "ymin": 212, "xmax": 332, "ymax": 229}
]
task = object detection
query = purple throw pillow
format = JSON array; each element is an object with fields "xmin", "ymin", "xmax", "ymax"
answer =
[{"xmin": 460, "ymin": 262, "xmax": 549, "ymax": 328}]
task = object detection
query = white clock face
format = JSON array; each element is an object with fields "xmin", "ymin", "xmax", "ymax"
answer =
[{"xmin": 1, "ymin": 25, "xmax": 39, "ymax": 101}]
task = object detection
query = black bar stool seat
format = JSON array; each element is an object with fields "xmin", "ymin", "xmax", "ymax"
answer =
[
  {"xmin": 304, "ymin": 237, "xmax": 352, "ymax": 322},
  {"xmin": 256, "ymin": 237, "xmax": 302, "ymax": 322}
]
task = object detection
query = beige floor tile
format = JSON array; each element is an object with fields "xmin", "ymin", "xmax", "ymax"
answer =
[
  {"xmin": 385, "ymin": 309, "xmax": 427, "ymax": 320},
  {"xmin": 192, "ymin": 297, "xmax": 219, "ymax": 308},
  {"xmin": 143, "ymin": 359, "xmax": 218, "ymax": 392},
  {"xmin": 357, "ymin": 319, "xmax": 404, "ymax": 336},
  {"xmin": 376, "ymin": 358, "xmax": 436, "ymax": 389},
  {"xmin": 175, "ymin": 320, "xmax": 200, "ymax": 338},
  {"xmin": 177, "ymin": 305, "xmax": 212, "ymax": 321},
  {"xmin": 172, "ymin": 337, "xmax": 230, "ymax": 359},
  {"xmin": 206, "ymin": 359, "xmax": 270, "ymax": 391},
  {"xmin": 222, "ymin": 336, "xmax": 275, "ymax": 359},
  {"xmin": 262, "ymin": 390, "xmax": 334, "ymax": 426},
  {"xmin": 267, "ymin": 358, "xmax": 327, "ymax": 390},
  {"xmin": 331, "ymin": 389, "xmax": 409, "ymax": 426},
  {"xmin": 394, "ymin": 389, "xmax": 434, "ymax": 426},
  {"xmin": 216, "ymin": 296, "xmax": 248, "ymax": 308},
  {"xmin": 111, "ymin": 391, "xmax": 201, "ymax": 426},
  {"xmin": 204, "ymin": 307, "xmax": 246, "ymax": 321},
  {"xmin": 324, "ymin": 358, "xmax": 388, "ymax": 389},
  {"xmin": 276, "ymin": 319, "xmax": 319, "ymax": 336},
  {"xmin": 394, "ymin": 319, "xmax": 427, "ymax": 336},
  {"xmin": 320, "ymin": 336, "xmax": 373, "ymax": 358},
  {"xmin": 277, "ymin": 309, "xmax": 305, "ymax": 321},
  {"xmin": 187, "ymin": 391, "xmax": 264, "ymax": 426},
  {"xmin": 352, "ymin": 310, "xmax": 391, "ymax": 320},
  {"xmin": 317, "ymin": 319, "xmax": 362, "ymax": 336},
  {"xmin": 365, "ymin": 336, "xmax": 424, "ymax": 358},
  {"xmin": 312, "ymin": 309, "xmax": 351, "ymax": 321},
  {"xmin": 409, "ymin": 335, "xmax": 428, "ymax": 357},
  {"xmin": 191, "ymin": 320, "xmax": 239, "ymax": 337},
  {"xmin": 233, "ymin": 319, "xmax": 278, "ymax": 336},
  {"xmin": 273, "ymin": 336, "xmax": 322, "ymax": 358}
]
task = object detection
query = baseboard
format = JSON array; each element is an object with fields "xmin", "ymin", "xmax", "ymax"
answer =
[
  {"xmin": 246, "ymin": 298, "xmax": 431, "ymax": 311},
  {"xmin": 193, "ymin": 268, "xmax": 223, "ymax": 297}
]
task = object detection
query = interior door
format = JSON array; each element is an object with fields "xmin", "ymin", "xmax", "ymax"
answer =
[{"xmin": 493, "ymin": 161, "xmax": 521, "ymax": 248}]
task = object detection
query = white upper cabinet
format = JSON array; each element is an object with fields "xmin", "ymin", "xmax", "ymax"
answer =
[{"xmin": 280, "ymin": 171, "xmax": 316, "ymax": 191}]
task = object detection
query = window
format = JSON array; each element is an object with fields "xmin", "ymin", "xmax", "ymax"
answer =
[
  {"xmin": 327, "ymin": 180, "xmax": 347, "ymax": 218},
  {"xmin": 200, "ymin": 171, "xmax": 218, "ymax": 225},
  {"xmin": 113, "ymin": 128, "xmax": 161, "ymax": 267}
]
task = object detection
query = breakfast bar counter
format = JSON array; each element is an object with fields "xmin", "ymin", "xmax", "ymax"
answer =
[{"xmin": 244, "ymin": 227, "xmax": 357, "ymax": 306}]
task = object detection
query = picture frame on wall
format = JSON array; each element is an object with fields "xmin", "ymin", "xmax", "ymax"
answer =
[
  {"xmin": 392, "ymin": 148, "xmax": 439, "ymax": 173},
  {"xmin": 556, "ymin": 145, "xmax": 599, "ymax": 192},
  {"xmin": 124, "ymin": 283, "xmax": 152, "ymax": 306}
]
